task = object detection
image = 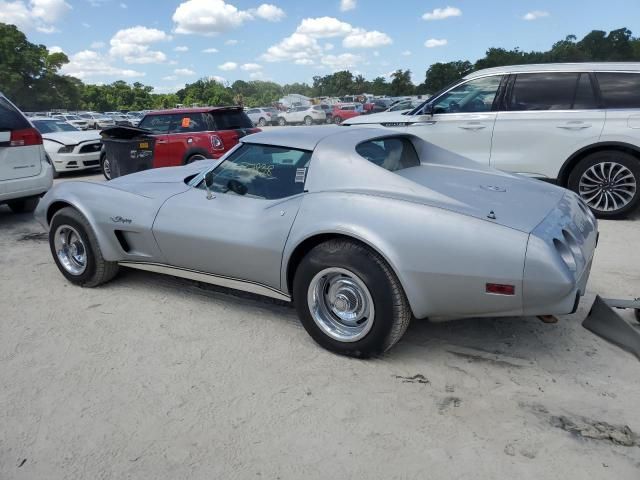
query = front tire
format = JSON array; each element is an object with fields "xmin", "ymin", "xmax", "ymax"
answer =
[
  {"xmin": 100, "ymin": 154, "xmax": 112, "ymax": 180},
  {"xmin": 7, "ymin": 197, "xmax": 39, "ymax": 213},
  {"xmin": 278, "ymin": 117, "xmax": 287, "ymax": 126},
  {"xmin": 304, "ymin": 116, "xmax": 313, "ymax": 126},
  {"xmin": 186, "ymin": 154, "xmax": 207, "ymax": 164},
  {"xmin": 333, "ymin": 116, "xmax": 343, "ymax": 124},
  {"xmin": 293, "ymin": 239, "xmax": 411, "ymax": 357},
  {"xmin": 258, "ymin": 118, "xmax": 267, "ymax": 127},
  {"xmin": 49, "ymin": 207, "xmax": 119, "ymax": 287},
  {"xmin": 568, "ymin": 151, "xmax": 640, "ymax": 219}
]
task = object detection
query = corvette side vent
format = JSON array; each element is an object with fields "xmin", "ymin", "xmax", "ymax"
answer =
[{"xmin": 114, "ymin": 230, "xmax": 131, "ymax": 253}]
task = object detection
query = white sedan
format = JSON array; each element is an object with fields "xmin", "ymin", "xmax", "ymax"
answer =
[{"xmin": 31, "ymin": 118, "xmax": 102, "ymax": 177}]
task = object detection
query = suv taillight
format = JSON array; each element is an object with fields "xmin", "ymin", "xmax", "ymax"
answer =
[
  {"xmin": 211, "ymin": 134, "xmax": 224, "ymax": 151},
  {"xmin": 10, "ymin": 128, "xmax": 42, "ymax": 147}
]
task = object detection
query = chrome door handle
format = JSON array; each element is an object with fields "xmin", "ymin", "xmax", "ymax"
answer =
[
  {"xmin": 408, "ymin": 121, "xmax": 436, "ymax": 126},
  {"xmin": 156, "ymin": 140, "xmax": 168, "ymax": 144},
  {"xmin": 557, "ymin": 122, "xmax": 591, "ymax": 130},
  {"xmin": 458, "ymin": 123, "xmax": 486, "ymax": 130}
]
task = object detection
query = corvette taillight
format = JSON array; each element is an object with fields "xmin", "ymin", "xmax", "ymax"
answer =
[
  {"xmin": 211, "ymin": 134, "xmax": 224, "ymax": 150},
  {"xmin": 10, "ymin": 128, "xmax": 42, "ymax": 147}
]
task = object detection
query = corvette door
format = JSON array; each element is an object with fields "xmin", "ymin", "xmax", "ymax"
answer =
[
  {"xmin": 406, "ymin": 75, "xmax": 504, "ymax": 164},
  {"xmin": 152, "ymin": 144, "xmax": 311, "ymax": 291}
]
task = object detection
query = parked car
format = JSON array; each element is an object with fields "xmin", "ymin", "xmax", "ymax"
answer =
[
  {"xmin": 386, "ymin": 100, "xmax": 421, "ymax": 112},
  {"xmin": 31, "ymin": 117, "xmax": 102, "ymax": 177},
  {"xmin": 106, "ymin": 113, "xmax": 133, "ymax": 127},
  {"xmin": 78, "ymin": 112, "xmax": 115, "ymax": 130},
  {"xmin": 344, "ymin": 62, "xmax": 640, "ymax": 219},
  {"xmin": 276, "ymin": 105, "xmax": 326, "ymax": 126},
  {"xmin": 101, "ymin": 106, "xmax": 259, "ymax": 177},
  {"xmin": 332, "ymin": 104, "xmax": 361, "ymax": 124},
  {"xmin": 126, "ymin": 112, "xmax": 143, "ymax": 127},
  {"xmin": 245, "ymin": 107, "xmax": 279, "ymax": 127},
  {"xmin": 0, "ymin": 93, "xmax": 52, "ymax": 213},
  {"xmin": 318, "ymin": 104, "xmax": 334, "ymax": 124},
  {"xmin": 51, "ymin": 114, "xmax": 89, "ymax": 130},
  {"xmin": 36, "ymin": 127, "xmax": 597, "ymax": 357},
  {"xmin": 369, "ymin": 99, "xmax": 392, "ymax": 114}
]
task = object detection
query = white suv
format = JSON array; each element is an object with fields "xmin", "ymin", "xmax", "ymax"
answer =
[
  {"xmin": 0, "ymin": 93, "xmax": 53, "ymax": 213},
  {"xmin": 344, "ymin": 63, "xmax": 640, "ymax": 218},
  {"xmin": 276, "ymin": 105, "xmax": 326, "ymax": 126}
]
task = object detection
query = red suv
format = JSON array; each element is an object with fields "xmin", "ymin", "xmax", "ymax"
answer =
[
  {"xmin": 332, "ymin": 104, "xmax": 361, "ymax": 124},
  {"xmin": 136, "ymin": 107, "xmax": 259, "ymax": 167}
]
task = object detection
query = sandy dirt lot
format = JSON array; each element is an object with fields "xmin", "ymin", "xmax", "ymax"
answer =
[{"xmin": 1, "ymin": 170, "xmax": 639, "ymax": 479}]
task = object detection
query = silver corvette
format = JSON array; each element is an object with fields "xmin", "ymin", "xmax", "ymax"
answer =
[{"xmin": 35, "ymin": 127, "xmax": 598, "ymax": 357}]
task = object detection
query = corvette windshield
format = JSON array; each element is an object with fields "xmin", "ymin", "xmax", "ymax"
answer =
[{"xmin": 200, "ymin": 143, "xmax": 311, "ymax": 200}]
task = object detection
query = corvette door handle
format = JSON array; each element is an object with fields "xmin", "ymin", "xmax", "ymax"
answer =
[
  {"xmin": 557, "ymin": 122, "xmax": 592, "ymax": 130},
  {"xmin": 458, "ymin": 122, "xmax": 486, "ymax": 130}
]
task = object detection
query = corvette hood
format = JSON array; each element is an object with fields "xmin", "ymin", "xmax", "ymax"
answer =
[
  {"xmin": 106, "ymin": 161, "xmax": 217, "ymax": 198},
  {"xmin": 43, "ymin": 131, "xmax": 101, "ymax": 145},
  {"xmin": 343, "ymin": 110, "xmax": 412, "ymax": 125},
  {"xmin": 394, "ymin": 165, "xmax": 566, "ymax": 233}
]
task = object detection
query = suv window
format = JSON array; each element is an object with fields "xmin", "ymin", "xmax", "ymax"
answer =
[
  {"xmin": 170, "ymin": 113, "xmax": 206, "ymax": 133},
  {"xmin": 356, "ymin": 137, "xmax": 420, "ymax": 172},
  {"xmin": 596, "ymin": 72, "xmax": 640, "ymax": 109},
  {"xmin": 432, "ymin": 75, "xmax": 502, "ymax": 114},
  {"xmin": 209, "ymin": 109, "xmax": 253, "ymax": 130},
  {"xmin": 509, "ymin": 72, "xmax": 597, "ymax": 111},
  {"xmin": 200, "ymin": 144, "xmax": 311, "ymax": 200},
  {"xmin": 0, "ymin": 96, "xmax": 30, "ymax": 130},
  {"xmin": 138, "ymin": 114, "xmax": 172, "ymax": 133}
]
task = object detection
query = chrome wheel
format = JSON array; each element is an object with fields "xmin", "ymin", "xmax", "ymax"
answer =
[
  {"xmin": 102, "ymin": 157, "xmax": 111, "ymax": 179},
  {"xmin": 53, "ymin": 225, "xmax": 87, "ymax": 275},
  {"xmin": 307, "ymin": 267, "xmax": 375, "ymax": 342},
  {"xmin": 578, "ymin": 161, "xmax": 637, "ymax": 212}
]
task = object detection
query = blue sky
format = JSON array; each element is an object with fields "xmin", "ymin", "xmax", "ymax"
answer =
[{"xmin": 1, "ymin": 0, "xmax": 639, "ymax": 92}]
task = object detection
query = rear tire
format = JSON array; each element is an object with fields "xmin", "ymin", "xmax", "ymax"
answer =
[
  {"xmin": 186, "ymin": 154, "xmax": 207, "ymax": 164},
  {"xmin": 100, "ymin": 154, "xmax": 112, "ymax": 180},
  {"xmin": 278, "ymin": 117, "xmax": 287, "ymax": 126},
  {"xmin": 7, "ymin": 197, "xmax": 39, "ymax": 213},
  {"xmin": 49, "ymin": 207, "xmax": 119, "ymax": 287},
  {"xmin": 568, "ymin": 150, "xmax": 640, "ymax": 219},
  {"xmin": 293, "ymin": 239, "xmax": 411, "ymax": 357},
  {"xmin": 258, "ymin": 118, "xmax": 267, "ymax": 127},
  {"xmin": 304, "ymin": 116, "xmax": 313, "ymax": 126},
  {"xmin": 334, "ymin": 116, "xmax": 342, "ymax": 124}
]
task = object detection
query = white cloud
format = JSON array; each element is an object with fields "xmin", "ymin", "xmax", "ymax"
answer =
[
  {"xmin": 253, "ymin": 3, "xmax": 285, "ymax": 22},
  {"xmin": 90, "ymin": 41, "xmax": 106, "ymax": 49},
  {"xmin": 262, "ymin": 17, "xmax": 392, "ymax": 64},
  {"xmin": 49, "ymin": 45, "xmax": 63, "ymax": 53},
  {"xmin": 0, "ymin": 0, "xmax": 71, "ymax": 33},
  {"xmin": 119, "ymin": 2, "xmax": 127, "ymax": 8},
  {"xmin": 61, "ymin": 49, "xmax": 144, "ymax": 80},
  {"xmin": 224, "ymin": 39, "xmax": 238, "ymax": 45},
  {"xmin": 210, "ymin": 75, "xmax": 227, "ymax": 83},
  {"xmin": 219, "ymin": 61, "xmax": 238, "ymax": 71},
  {"xmin": 81, "ymin": 22, "xmax": 90, "ymax": 28},
  {"xmin": 174, "ymin": 68, "xmax": 195, "ymax": 75},
  {"xmin": 343, "ymin": 29, "xmax": 392, "ymax": 48},
  {"xmin": 401, "ymin": 50, "xmax": 412, "ymax": 56},
  {"xmin": 203, "ymin": 47, "xmax": 219, "ymax": 53},
  {"xmin": 523, "ymin": 10, "xmax": 549, "ymax": 21},
  {"xmin": 174, "ymin": 46, "xmax": 189, "ymax": 52},
  {"xmin": 425, "ymin": 38, "xmax": 448, "ymax": 48},
  {"xmin": 340, "ymin": 0, "xmax": 356, "ymax": 11},
  {"xmin": 163, "ymin": 75, "xmax": 177, "ymax": 81},
  {"xmin": 172, "ymin": 0, "xmax": 283, "ymax": 36},
  {"xmin": 240, "ymin": 63, "xmax": 262, "ymax": 71},
  {"xmin": 109, "ymin": 26, "xmax": 170, "ymax": 64},
  {"xmin": 249, "ymin": 71, "xmax": 265, "ymax": 79},
  {"xmin": 340, "ymin": 0, "xmax": 356, "ymax": 12},
  {"xmin": 321, "ymin": 53, "xmax": 361, "ymax": 70},
  {"xmin": 296, "ymin": 16, "xmax": 353, "ymax": 38},
  {"xmin": 422, "ymin": 6, "xmax": 462, "ymax": 21}
]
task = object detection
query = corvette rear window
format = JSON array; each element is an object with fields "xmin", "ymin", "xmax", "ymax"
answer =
[{"xmin": 356, "ymin": 137, "xmax": 420, "ymax": 172}]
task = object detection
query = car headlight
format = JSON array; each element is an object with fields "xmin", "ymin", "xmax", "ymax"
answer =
[{"xmin": 58, "ymin": 145, "xmax": 75, "ymax": 153}]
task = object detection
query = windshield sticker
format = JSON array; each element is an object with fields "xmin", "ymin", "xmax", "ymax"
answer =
[
  {"xmin": 238, "ymin": 163, "xmax": 274, "ymax": 176},
  {"xmin": 181, "ymin": 117, "xmax": 190, "ymax": 128},
  {"xmin": 295, "ymin": 168, "xmax": 307, "ymax": 183}
]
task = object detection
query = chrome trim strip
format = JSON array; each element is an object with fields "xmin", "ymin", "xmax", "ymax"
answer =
[{"xmin": 119, "ymin": 261, "xmax": 291, "ymax": 302}]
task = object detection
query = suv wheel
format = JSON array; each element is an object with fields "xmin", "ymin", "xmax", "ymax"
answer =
[
  {"xmin": 7, "ymin": 197, "xmax": 39, "ymax": 214},
  {"xmin": 293, "ymin": 239, "xmax": 411, "ymax": 357},
  {"xmin": 258, "ymin": 118, "xmax": 267, "ymax": 127},
  {"xmin": 304, "ymin": 116, "xmax": 313, "ymax": 126},
  {"xmin": 186, "ymin": 154, "xmax": 207, "ymax": 164},
  {"xmin": 568, "ymin": 150, "xmax": 640, "ymax": 219},
  {"xmin": 278, "ymin": 117, "xmax": 287, "ymax": 126},
  {"xmin": 333, "ymin": 116, "xmax": 343, "ymax": 124}
]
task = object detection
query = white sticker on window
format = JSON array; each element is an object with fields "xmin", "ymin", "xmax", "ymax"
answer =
[{"xmin": 295, "ymin": 168, "xmax": 307, "ymax": 183}]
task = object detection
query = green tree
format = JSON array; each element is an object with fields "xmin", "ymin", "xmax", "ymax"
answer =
[{"xmin": 421, "ymin": 61, "xmax": 473, "ymax": 93}]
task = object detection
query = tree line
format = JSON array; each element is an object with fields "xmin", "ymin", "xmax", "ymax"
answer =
[{"xmin": 2, "ymin": 22, "xmax": 640, "ymax": 112}]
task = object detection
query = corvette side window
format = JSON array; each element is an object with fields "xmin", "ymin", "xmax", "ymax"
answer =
[
  {"xmin": 201, "ymin": 144, "xmax": 311, "ymax": 200},
  {"xmin": 356, "ymin": 137, "xmax": 420, "ymax": 172}
]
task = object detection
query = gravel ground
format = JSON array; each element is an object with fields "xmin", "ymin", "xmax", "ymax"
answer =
[{"xmin": 1, "ymin": 169, "xmax": 639, "ymax": 480}]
